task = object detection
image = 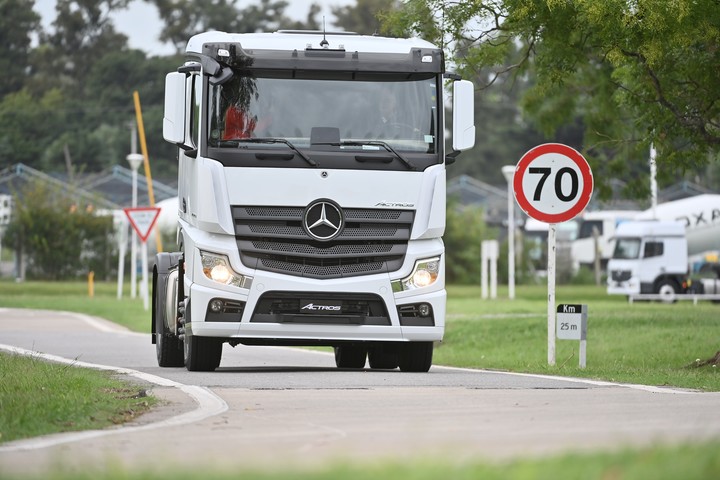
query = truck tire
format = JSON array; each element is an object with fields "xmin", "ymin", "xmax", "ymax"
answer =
[
  {"xmin": 153, "ymin": 262, "xmax": 184, "ymax": 367},
  {"xmin": 398, "ymin": 342, "xmax": 434, "ymax": 372},
  {"xmin": 368, "ymin": 344, "xmax": 399, "ymax": 370},
  {"xmin": 334, "ymin": 345, "xmax": 367, "ymax": 369},
  {"xmin": 184, "ymin": 333, "xmax": 223, "ymax": 372},
  {"xmin": 656, "ymin": 279, "xmax": 679, "ymax": 303}
]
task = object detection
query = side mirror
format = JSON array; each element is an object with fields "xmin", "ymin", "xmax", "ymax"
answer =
[
  {"xmin": 163, "ymin": 72, "xmax": 187, "ymax": 145},
  {"xmin": 452, "ymin": 80, "xmax": 475, "ymax": 152}
]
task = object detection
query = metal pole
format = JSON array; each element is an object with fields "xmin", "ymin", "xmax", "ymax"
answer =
[
  {"xmin": 127, "ymin": 152, "xmax": 143, "ymax": 300},
  {"xmin": 130, "ymin": 167, "xmax": 138, "ymax": 299},
  {"xmin": 507, "ymin": 180, "xmax": 515, "ymax": 299},
  {"xmin": 547, "ymin": 223, "xmax": 557, "ymax": 366},
  {"xmin": 117, "ymin": 218, "xmax": 127, "ymax": 299},
  {"xmin": 502, "ymin": 166, "xmax": 516, "ymax": 300},
  {"xmin": 650, "ymin": 143, "xmax": 658, "ymax": 219},
  {"xmin": 141, "ymin": 240, "xmax": 149, "ymax": 310}
]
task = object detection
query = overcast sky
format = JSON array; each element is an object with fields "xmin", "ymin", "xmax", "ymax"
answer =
[{"xmin": 34, "ymin": 0, "xmax": 354, "ymax": 56}]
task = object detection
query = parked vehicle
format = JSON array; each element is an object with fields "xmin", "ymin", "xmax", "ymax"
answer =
[
  {"xmin": 571, "ymin": 210, "xmax": 639, "ymax": 272},
  {"xmin": 607, "ymin": 194, "xmax": 720, "ymax": 300}
]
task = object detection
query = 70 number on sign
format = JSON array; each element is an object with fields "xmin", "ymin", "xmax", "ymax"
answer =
[{"xmin": 528, "ymin": 166, "xmax": 579, "ymax": 202}]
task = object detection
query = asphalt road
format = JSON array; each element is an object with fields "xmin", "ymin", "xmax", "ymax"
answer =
[{"xmin": 1, "ymin": 307, "xmax": 719, "ymax": 475}]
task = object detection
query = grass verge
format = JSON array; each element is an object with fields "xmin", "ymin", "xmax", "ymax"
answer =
[
  {"xmin": 1, "ymin": 280, "xmax": 717, "ymax": 390},
  {"xmin": 2, "ymin": 440, "xmax": 720, "ymax": 479},
  {"xmin": 441, "ymin": 284, "xmax": 720, "ymax": 391},
  {"xmin": 1, "ymin": 280, "xmax": 719, "ymax": 477},
  {"xmin": 0, "ymin": 352, "xmax": 155, "ymax": 443}
]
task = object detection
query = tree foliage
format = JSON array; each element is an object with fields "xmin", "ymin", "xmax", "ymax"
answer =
[
  {"xmin": 385, "ymin": 0, "xmax": 720, "ymax": 199},
  {"xmin": 4, "ymin": 183, "xmax": 115, "ymax": 279},
  {"xmin": 0, "ymin": 0, "xmax": 40, "ymax": 97},
  {"xmin": 444, "ymin": 199, "xmax": 496, "ymax": 284},
  {"xmin": 332, "ymin": 0, "xmax": 399, "ymax": 35},
  {"xmin": 152, "ymin": 0, "xmax": 320, "ymax": 51}
]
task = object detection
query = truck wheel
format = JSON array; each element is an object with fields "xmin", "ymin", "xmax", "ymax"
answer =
[
  {"xmin": 184, "ymin": 334, "xmax": 223, "ymax": 372},
  {"xmin": 153, "ymin": 265, "xmax": 184, "ymax": 367},
  {"xmin": 656, "ymin": 280, "xmax": 678, "ymax": 303},
  {"xmin": 398, "ymin": 342, "xmax": 434, "ymax": 372},
  {"xmin": 368, "ymin": 344, "xmax": 399, "ymax": 370},
  {"xmin": 334, "ymin": 345, "xmax": 367, "ymax": 369}
]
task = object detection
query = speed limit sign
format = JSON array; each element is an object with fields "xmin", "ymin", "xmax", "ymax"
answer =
[{"xmin": 513, "ymin": 143, "xmax": 593, "ymax": 223}]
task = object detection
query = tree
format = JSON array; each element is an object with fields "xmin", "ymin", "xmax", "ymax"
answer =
[
  {"xmin": 0, "ymin": 88, "xmax": 67, "ymax": 169},
  {"xmin": 444, "ymin": 199, "xmax": 496, "ymax": 284},
  {"xmin": 0, "ymin": 0, "xmax": 40, "ymax": 97},
  {"xmin": 34, "ymin": 0, "xmax": 130, "ymax": 97},
  {"xmin": 385, "ymin": 0, "xmax": 720, "ymax": 199},
  {"xmin": 153, "ymin": 0, "xmax": 321, "ymax": 51},
  {"xmin": 4, "ymin": 182, "xmax": 115, "ymax": 280},
  {"xmin": 332, "ymin": 0, "xmax": 399, "ymax": 35}
]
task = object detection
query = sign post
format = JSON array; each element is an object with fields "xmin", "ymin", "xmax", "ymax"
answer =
[
  {"xmin": 124, "ymin": 207, "xmax": 161, "ymax": 311},
  {"xmin": 511, "ymin": 143, "xmax": 593, "ymax": 366}
]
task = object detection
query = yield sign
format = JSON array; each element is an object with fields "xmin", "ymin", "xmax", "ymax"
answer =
[{"xmin": 124, "ymin": 207, "xmax": 161, "ymax": 243}]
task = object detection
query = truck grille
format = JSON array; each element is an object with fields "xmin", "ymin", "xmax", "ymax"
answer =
[{"xmin": 231, "ymin": 205, "xmax": 413, "ymax": 279}]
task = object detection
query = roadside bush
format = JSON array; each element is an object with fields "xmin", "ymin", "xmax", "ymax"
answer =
[
  {"xmin": 4, "ymin": 183, "xmax": 115, "ymax": 280},
  {"xmin": 444, "ymin": 199, "xmax": 497, "ymax": 284}
]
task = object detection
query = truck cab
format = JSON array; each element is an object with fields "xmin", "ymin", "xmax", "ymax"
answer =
[
  {"xmin": 152, "ymin": 30, "xmax": 475, "ymax": 372},
  {"xmin": 607, "ymin": 221, "xmax": 688, "ymax": 298}
]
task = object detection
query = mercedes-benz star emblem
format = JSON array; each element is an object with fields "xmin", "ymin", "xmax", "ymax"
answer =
[{"xmin": 304, "ymin": 200, "xmax": 343, "ymax": 241}]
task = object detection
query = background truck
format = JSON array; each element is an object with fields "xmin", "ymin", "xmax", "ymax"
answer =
[
  {"xmin": 571, "ymin": 210, "xmax": 639, "ymax": 272},
  {"xmin": 607, "ymin": 194, "xmax": 720, "ymax": 300},
  {"xmin": 152, "ymin": 30, "xmax": 475, "ymax": 372}
]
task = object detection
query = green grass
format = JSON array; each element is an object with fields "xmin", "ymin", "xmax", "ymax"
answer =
[
  {"xmin": 441, "ymin": 284, "xmax": 720, "ymax": 391},
  {"xmin": 1, "ymin": 280, "xmax": 720, "ymax": 478},
  {"xmin": 0, "ymin": 352, "xmax": 155, "ymax": 443},
  {"xmin": 2, "ymin": 441, "xmax": 720, "ymax": 479},
  {"xmin": 1, "ymin": 280, "xmax": 718, "ymax": 390},
  {"xmin": 0, "ymin": 280, "xmax": 149, "ymax": 332}
]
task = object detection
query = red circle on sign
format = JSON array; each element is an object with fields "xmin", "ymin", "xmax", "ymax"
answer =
[{"xmin": 513, "ymin": 143, "xmax": 593, "ymax": 223}]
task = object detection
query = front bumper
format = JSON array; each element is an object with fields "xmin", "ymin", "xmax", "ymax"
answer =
[{"xmin": 186, "ymin": 271, "xmax": 445, "ymax": 343}]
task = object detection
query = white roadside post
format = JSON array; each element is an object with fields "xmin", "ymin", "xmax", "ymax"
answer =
[
  {"xmin": 481, "ymin": 240, "xmax": 499, "ymax": 299},
  {"xmin": 126, "ymin": 153, "xmax": 144, "ymax": 299},
  {"xmin": 116, "ymin": 217, "xmax": 128, "ymax": 299},
  {"xmin": 510, "ymin": 144, "xmax": 593, "ymax": 366},
  {"xmin": 502, "ymin": 165, "xmax": 516, "ymax": 300}
]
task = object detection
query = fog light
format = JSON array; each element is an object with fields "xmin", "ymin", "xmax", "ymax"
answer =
[
  {"xmin": 209, "ymin": 299, "xmax": 224, "ymax": 313},
  {"xmin": 418, "ymin": 303, "xmax": 431, "ymax": 317}
]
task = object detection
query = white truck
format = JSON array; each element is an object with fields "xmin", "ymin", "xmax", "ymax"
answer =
[
  {"xmin": 152, "ymin": 30, "xmax": 475, "ymax": 371},
  {"xmin": 571, "ymin": 210, "xmax": 639, "ymax": 272},
  {"xmin": 606, "ymin": 194, "xmax": 720, "ymax": 300}
]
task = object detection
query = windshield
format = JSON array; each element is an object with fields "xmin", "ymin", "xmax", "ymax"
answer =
[
  {"xmin": 613, "ymin": 238, "xmax": 641, "ymax": 259},
  {"xmin": 208, "ymin": 72, "xmax": 438, "ymax": 154}
]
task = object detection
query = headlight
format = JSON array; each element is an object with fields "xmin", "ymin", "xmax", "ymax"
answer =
[
  {"xmin": 392, "ymin": 257, "xmax": 441, "ymax": 292},
  {"xmin": 200, "ymin": 251, "xmax": 252, "ymax": 289}
]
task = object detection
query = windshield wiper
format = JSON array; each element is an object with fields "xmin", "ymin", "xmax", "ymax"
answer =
[
  {"xmin": 217, "ymin": 138, "xmax": 318, "ymax": 167},
  {"xmin": 325, "ymin": 140, "xmax": 417, "ymax": 171}
]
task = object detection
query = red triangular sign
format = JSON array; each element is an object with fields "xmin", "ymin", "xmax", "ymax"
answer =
[{"xmin": 124, "ymin": 207, "xmax": 161, "ymax": 242}]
